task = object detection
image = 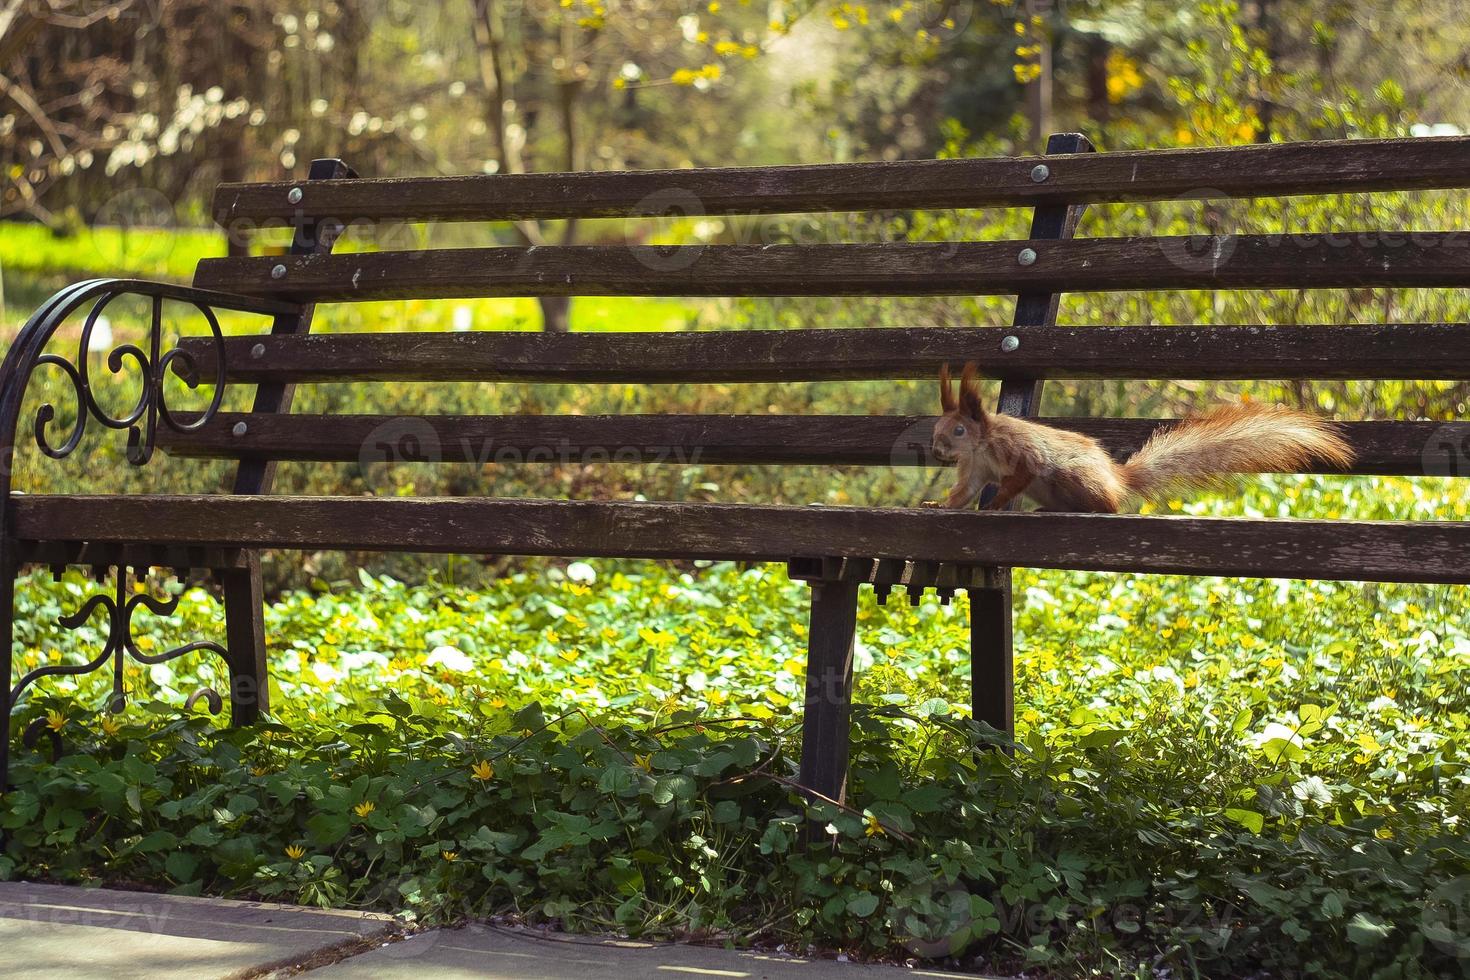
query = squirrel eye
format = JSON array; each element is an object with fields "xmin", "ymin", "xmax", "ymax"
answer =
[{"xmin": 953, "ymin": 424, "xmax": 966, "ymax": 436}]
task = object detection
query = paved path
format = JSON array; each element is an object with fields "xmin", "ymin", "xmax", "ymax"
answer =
[
  {"xmin": 0, "ymin": 882, "xmax": 996, "ymax": 979},
  {"xmin": 306, "ymin": 922, "xmax": 986, "ymax": 979},
  {"xmin": 0, "ymin": 881, "xmax": 396, "ymax": 979}
]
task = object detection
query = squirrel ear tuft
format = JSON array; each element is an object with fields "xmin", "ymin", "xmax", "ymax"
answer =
[
  {"xmin": 939, "ymin": 363, "xmax": 957, "ymax": 412},
  {"xmin": 958, "ymin": 361, "xmax": 985, "ymax": 421}
]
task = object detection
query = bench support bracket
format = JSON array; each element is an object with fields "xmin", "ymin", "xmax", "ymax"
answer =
[
  {"xmin": 788, "ymin": 557, "xmax": 995, "ymax": 832},
  {"xmin": 971, "ymin": 131, "xmax": 1095, "ymax": 736},
  {"xmin": 219, "ymin": 156, "xmax": 356, "ymax": 728}
]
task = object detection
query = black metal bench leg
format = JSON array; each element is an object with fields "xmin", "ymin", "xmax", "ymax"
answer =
[
  {"xmin": 220, "ymin": 553, "xmax": 269, "ymax": 726},
  {"xmin": 968, "ymin": 575, "xmax": 1015, "ymax": 737},
  {"xmin": 0, "ymin": 555, "xmax": 14, "ymax": 792},
  {"xmin": 798, "ymin": 577, "xmax": 860, "ymax": 819}
]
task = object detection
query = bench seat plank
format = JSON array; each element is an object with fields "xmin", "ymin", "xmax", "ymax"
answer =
[
  {"xmin": 158, "ymin": 412, "xmax": 1466, "ymax": 477},
  {"xmin": 13, "ymin": 494, "xmax": 1470, "ymax": 584},
  {"xmin": 180, "ymin": 323, "xmax": 1470, "ymax": 384},
  {"xmin": 193, "ymin": 235, "xmax": 1470, "ymax": 302},
  {"xmin": 210, "ymin": 136, "xmax": 1470, "ymax": 225}
]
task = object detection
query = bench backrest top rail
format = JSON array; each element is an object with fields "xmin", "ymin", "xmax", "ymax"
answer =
[{"xmin": 212, "ymin": 135, "xmax": 1470, "ymax": 226}]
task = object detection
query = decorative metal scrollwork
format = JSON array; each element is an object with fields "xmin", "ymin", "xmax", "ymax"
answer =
[
  {"xmin": 10, "ymin": 566, "xmax": 229, "ymax": 724},
  {"xmin": 33, "ymin": 290, "xmax": 227, "ymax": 466}
]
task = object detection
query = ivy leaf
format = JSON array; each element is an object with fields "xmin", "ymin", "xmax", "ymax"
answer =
[{"xmin": 1224, "ymin": 808, "xmax": 1265, "ymax": 834}]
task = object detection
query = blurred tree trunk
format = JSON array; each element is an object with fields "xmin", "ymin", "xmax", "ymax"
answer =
[
  {"xmin": 1024, "ymin": 0, "xmax": 1054, "ymax": 152},
  {"xmin": 469, "ymin": 0, "xmax": 575, "ymax": 332},
  {"xmin": 1253, "ymin": 0, "xmax": 1277, "ymax": 141},
  {"xmin": 1086, "ymin": 33, "xmax": 1111, "ymax": 124}
]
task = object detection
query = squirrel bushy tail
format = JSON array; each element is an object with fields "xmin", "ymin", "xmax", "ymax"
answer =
[{"xmin": 1120, "ymin": 403, "xmax": 1354, "ymax": 501}]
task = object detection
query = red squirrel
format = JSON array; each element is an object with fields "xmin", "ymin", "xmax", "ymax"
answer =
[{"xmin": 929, "ymin": 362, "xmax": 1355, "ymax": 513}]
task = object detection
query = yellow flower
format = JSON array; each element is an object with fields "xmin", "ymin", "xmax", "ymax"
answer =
[
  {"xmin": 100, "ymin": 715, "xmax": 123, "ymax": 737},
  {"xmin": 441, "ymin": 850, "xmax": 458, "ymax": 862},
  {"xmin": 634, "ymin": 752, "xmax": 654, "ymax": 773},
  {"xmin": 251, "ymin": 766, "xmax": 270, "ymax": 777},
  {"xmin": 353, "ymin": 801, "xmax": 376, "ymax": 818},
  {"xmin": 864, "ymin": 813, "xmax": 885, "ymax": 837},
  {"xmin": 45, "ymin": 709, "xmax": 66, "ymax": 732},
  {"xmin": 285, "ymin": 845, "xmax": 306, "ymax": 861},
  {"xmin": 471, "ymin": 760, "xmax": 495, "ymax": 782}
]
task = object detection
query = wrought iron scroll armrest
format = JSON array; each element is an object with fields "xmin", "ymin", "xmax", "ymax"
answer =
[{"xmin": 0, "ymin": 278, "xmax": 298, "ymax": 472}]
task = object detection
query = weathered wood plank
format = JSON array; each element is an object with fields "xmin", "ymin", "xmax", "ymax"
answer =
[
  {"xmin": 178, "ymin": 323, "xmax": 1470, "ymax": 384},
  {"xmin": 158, "ymin": 413, "xmax": 1463, "ymax": 477},
  {"xmin": 193, "ymin": 236, "xmax": 1470, "ymax": 301},
  {"xmin": 14, "ymin": 540, "xmax": 249, "ymax": 571},
  {"xmin": 13, "ymin": 494, "xmax": 1470, "ymax": 584},
  {"xmin": 211, "ymin": 136, "xmax": 1470, "ymax": 226}
]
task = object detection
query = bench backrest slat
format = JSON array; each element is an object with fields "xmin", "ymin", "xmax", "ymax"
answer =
[
  {"xmin": 193, "ymin": 235, "xmax": 1470, "ymax": 302},
  {"xmin": 178, "ymin": 324, "xmax": 1470, "ymax": 384},
  {"xmin": 157, "ymin": 413, "xmax": 1462, "ymax": 478},
  {"xmin": 211, "ymin": 136, "xmax": 1470, "ymax": 226}
]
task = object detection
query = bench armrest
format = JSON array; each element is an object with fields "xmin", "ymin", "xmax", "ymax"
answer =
[{"xmin": 0, "ymin": 278, "xmax": 297, "ymax": 500}]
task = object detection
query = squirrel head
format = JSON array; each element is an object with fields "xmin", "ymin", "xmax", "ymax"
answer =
[{"xmin": 932, "ymin": 361, "xmax": 989, "ymax": 462}]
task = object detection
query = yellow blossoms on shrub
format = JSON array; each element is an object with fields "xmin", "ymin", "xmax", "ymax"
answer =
[
  {"xmin": 45, "ymin": 709, "xmax": 66, "ymax": 732},
  {"xmin": 100, "ymin": 715, "xmax": 123, "ymax": 737},
  {"xmin": 471, "ymin": 760, "xmax": 494, "ymax": 782},
  {"xmin": 671, "ymin": 64, "xmax": 722, "ymax": 87},
  {"xmin": 286, "ymin": 845, "xmax": 306, "ymax": 861},
  {"xmin": 441, "ymin": 850, "xmax": 458, "ymax": 862},
  {"xmin": 353, "ymin": 801, "xmax": 376, "ymax": 818},
  {"xmin": 864, "ymin": 812, "xmax": 885, "ymax": 837}
]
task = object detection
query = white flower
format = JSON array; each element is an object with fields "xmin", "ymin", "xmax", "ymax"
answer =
[
  {"xmin": 425, "ymin": 645, "xmax": 473, "ymax": 672},
  {"xmin": 1292, "ymin": 775, "xmax": 1333, "ymax": 805}
]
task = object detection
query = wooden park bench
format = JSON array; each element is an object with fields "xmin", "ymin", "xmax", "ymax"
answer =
[{"xmin": 5, "ymin": 134, "xmax": 1470, "ymax": 803}]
